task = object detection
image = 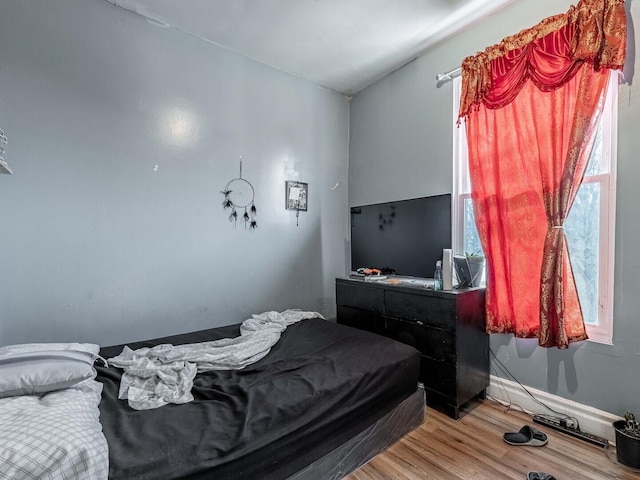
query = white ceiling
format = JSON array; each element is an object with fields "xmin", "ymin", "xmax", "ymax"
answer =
[{"xmin": 109, "ymin": 0, "xmax": 515, "ymax": 95}]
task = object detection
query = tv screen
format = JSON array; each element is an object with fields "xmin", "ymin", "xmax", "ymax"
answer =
[{"xmin": 350, "ymin": 194, "xmax": 452, "ymax": 278}]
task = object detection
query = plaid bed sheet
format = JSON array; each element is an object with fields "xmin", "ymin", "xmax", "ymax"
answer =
[{"xmin": 0, "ymin": 379, "xmax": 108, "ymax": 480}]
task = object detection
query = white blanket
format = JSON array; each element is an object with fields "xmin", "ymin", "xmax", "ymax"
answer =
[{"xmin": 108, "ymin": 310, "xmax": 323, "ymax": 410}]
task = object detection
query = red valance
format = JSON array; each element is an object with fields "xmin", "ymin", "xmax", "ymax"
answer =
[{"xmin": 458, "ymin": 0, "xmax": 626, "ymax": 119}]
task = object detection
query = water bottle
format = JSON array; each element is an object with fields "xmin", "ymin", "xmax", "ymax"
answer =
[{"xmin": 434, "ymin": 260, "xmax": 443, "ymax": 291}]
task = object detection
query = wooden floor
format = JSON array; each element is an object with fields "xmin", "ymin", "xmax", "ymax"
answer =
[{"xmin": 344, "ymin": 399, "xmax": 640, "ymax": 480}]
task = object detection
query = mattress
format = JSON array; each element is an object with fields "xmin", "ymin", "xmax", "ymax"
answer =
[{"xmin": 95, "ymin": 317, "xmax": 421, "ymax": 479}]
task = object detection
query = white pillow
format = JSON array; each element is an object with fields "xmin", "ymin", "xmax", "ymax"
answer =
[{"xmin": 0, "ymin": 343, "xmax": 100, "ymax": 398}]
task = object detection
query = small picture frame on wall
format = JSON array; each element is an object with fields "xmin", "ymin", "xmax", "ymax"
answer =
[{"xmin": 285, "ymin": 181, "xmax": 308, "ymax": 211}]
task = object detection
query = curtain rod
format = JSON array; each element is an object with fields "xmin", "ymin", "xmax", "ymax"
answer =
[{"xmin": 435, "ymin": 67, "xmax": 462, "ymax": 83}]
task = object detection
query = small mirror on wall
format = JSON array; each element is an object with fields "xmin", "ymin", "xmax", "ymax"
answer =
[{"xmin": 285, "ymin": 181, "xmax": 308, "ymax": 211}]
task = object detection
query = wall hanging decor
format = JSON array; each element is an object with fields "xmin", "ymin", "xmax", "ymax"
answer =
[
  {"xmin": 221, "ymin": 159, "xmax": 257, "ymax": 229},
  {"xmin": 285, "ymin": 180, "xmax": 308, "ymax": 226},
  {"xmin": 0, "ymin": 128, "xmax": 12, "ymax": 174}
]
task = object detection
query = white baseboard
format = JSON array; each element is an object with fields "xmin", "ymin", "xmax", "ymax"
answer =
[{"xmin": 488, "ymin": 375, "xmax": 620, "ymax": 443}]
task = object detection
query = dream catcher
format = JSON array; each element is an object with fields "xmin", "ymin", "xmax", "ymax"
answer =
[
  {"xmin": 0, "ymin": 129, "xmax": 11, "ymax": 174},
  {"xmin": 221, "ymin": 160, "xmax": 257, "ymax": 229}
]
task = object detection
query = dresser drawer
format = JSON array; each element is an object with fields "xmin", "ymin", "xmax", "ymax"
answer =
[
  {"xmin": 383, "ymin": 316, "xmax": 455, "ymax": 361},
  {"xmin": 336, "ymin": 283, "xmax": 384, "ymax": 313},
  {"xmin": 337, "ymin": 306, "xmax": 385, "ymax": 335},
  {"xmin": 420, "ymin": 356, "xmax": 457, "ymax": 398},
  {"xmin": 385, "ymin": 291, "xmax": 456, "ymax": 329}
]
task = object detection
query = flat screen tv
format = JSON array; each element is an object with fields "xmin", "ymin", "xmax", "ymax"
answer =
[{"xmin": 350, "ymin": 194, "xmax": 452, "ymax": 278}]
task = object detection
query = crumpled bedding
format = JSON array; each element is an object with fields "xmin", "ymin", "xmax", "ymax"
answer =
[
  {"xmin": 96, "ymin": 317, "xmax": 421, "ymax": 480},
  {"xmin": 108, "ymin": 309, "xmax": 322, "ymax": 410}
]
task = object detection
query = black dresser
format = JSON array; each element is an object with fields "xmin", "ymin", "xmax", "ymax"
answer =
[{"xmin": 336, "ymin": 277, "xmax": 489, "ymax": 419}]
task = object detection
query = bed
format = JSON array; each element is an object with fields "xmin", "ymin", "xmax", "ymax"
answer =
[{"xmin": 0, "ymin": 313, "xmax": 424, "ymax": 480}]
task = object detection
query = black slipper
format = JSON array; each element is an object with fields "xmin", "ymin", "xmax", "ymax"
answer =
[
  {"xmin": 503, "ymin": 425, "xmax": 548, "ymax": 446},
  {"xmin": 527, "ymin": 472, "xmax": 556, "ymax": 480}
]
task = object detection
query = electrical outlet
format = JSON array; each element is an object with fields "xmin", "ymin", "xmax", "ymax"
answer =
[{"xmin": 565, "ymin": 418, "xmax": 577, "ymax": 430}]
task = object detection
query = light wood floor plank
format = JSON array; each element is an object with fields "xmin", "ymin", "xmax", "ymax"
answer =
[{"xmin": 344, "ymin": 399, "xmax": 640, "ymax": 480}]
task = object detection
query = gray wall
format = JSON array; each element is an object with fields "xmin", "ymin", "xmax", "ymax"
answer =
[
  {"xmin": 350, "ymin": 0, "xmax": 640, "ymax": 416},
  {"xmin": 0, "ymin": 0, "xmax": 349, "ymax": 347}
]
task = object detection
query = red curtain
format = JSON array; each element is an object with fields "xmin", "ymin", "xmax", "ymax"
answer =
[{"xmin": 458, "ymin": 0, "xmax": 626, "ymax": 348}]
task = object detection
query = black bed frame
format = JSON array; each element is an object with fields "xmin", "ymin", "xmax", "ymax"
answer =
[
  {"xmin": 96, "ymin": 318, "xmax": 425, "ymax": 479},
  {"xmin": 287, "ymin": 386, "xmax": 425, "ymax": 479}
]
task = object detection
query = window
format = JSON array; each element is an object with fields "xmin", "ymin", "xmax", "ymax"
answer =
[{"xmin": 452, "ymin": 73, "xmax": 618, "ymax": 344}]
